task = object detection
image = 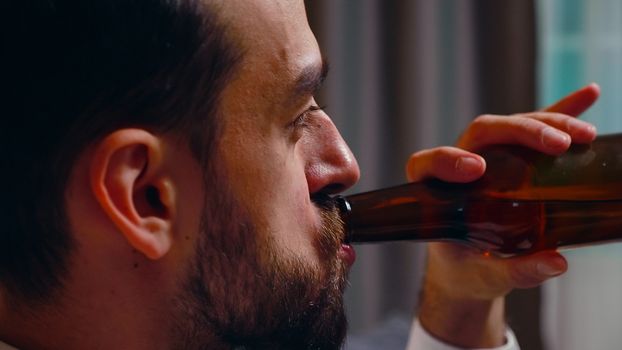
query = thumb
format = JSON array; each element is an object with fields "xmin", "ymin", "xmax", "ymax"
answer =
[{"xmin": 505, "ymin": 251, "xmax": 568, "ymax": 289}]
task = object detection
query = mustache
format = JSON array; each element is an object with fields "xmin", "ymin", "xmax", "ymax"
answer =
[
  {"xmin": 310, "ymin": 193, "xmax": 346, "ymax": 257},
  {"xmin": 310, "ymin": 192, "xmax": 338, "ymax": 211}
]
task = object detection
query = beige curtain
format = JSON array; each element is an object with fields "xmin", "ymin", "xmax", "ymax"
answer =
[{"xmin": 307, "ymin": 1, "xmax": 539, "ymax": 348}]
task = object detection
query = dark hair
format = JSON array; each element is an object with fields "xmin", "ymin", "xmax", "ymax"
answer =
[{"xmin": 0, "ymin": 0, "xmax": 240, "ymax": 302}]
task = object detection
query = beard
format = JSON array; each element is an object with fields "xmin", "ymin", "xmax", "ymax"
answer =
[{"xmin": 171, "ymin": 174, "xmax": 349, "ymax": 349}]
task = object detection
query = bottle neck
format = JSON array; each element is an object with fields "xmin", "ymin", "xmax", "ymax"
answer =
[
  {"xmin": 337, "ymin": 183, "xmax": 470, "ymax": 244},
  {"xmin": 335, "ymin": 195, "xmax": 353, "ymax": 242}
]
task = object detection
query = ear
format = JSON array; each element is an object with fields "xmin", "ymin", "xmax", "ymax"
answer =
[{"xmin": 89, "ymin": 129, "xmax": 176, "ymax": 260}]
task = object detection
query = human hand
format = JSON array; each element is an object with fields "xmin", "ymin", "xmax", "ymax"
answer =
[{"xmin": 406, "ymin": 84, "xmax": 599, "ymax": 347}]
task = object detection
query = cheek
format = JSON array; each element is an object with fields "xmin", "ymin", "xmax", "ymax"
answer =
[
  {"xmin": 257, "ymin": 155, "xmax": 321, "ymax": 254},
  {"xmin": 222, "ymin": 140, "xmax": 322, "ymax": 262},
  {"xmin": 267, "ymin": 178, "xmax": 324, "ymax": 267}
]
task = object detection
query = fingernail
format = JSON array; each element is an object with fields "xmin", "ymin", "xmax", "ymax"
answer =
[
  {"xmin": 456, "ymin": 157, "xmax": 482, "ymax": 174},
  {"xmin": 542, "ymin": 127, "xmax": 570, "ymax": 149},
  {"xmin": 568, "ymin": 119, "xmax": 597, "ymax": 136},
  {"xmin": 536, "ymin": 257, "xmax": 566, "ymax": 277},
  {"xmin": 568, "ymin": 118, "xmax": 590, "ymax": 130},
  {"xmin": 585, "ymin": 124, "xmax": 597, "ymax": 140},
  {"xmin": 588, "ymin": 124, "xmax": 597, "ymax": 133}
]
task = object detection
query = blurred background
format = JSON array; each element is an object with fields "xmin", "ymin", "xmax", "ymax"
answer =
[{"xmin": 305, "ymin": 1, "xmax": 622, "ymax": 349}]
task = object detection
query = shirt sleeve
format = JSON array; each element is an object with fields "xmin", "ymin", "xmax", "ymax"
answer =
[{"xmin": 405, "ymin": 319, "xmax": 520, "ymax": 350}]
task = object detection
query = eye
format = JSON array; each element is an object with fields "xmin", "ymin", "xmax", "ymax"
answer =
[{"xmin": 290, "ymin": 105, "xmax": 326, "ymax": 130}]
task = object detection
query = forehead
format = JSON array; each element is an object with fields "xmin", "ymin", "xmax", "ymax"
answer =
[{"xmin": 218, "ymin": 0, "xmax": 321, "ymax": 96}]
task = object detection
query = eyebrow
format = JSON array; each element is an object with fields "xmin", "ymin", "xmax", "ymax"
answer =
[{"xmin": 290, "ymin": 56, "xmax": 329, "ymax": 101}]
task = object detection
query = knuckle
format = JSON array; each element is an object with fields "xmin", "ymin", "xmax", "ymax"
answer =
[
  {"xmin": 507, "ymin": 265, "xmax": 543, "ymax": 288},
  {"xmin": 524, "ymin": 111, "xmax": 549, "ymax": 118},
  {"xmin": 552, "ymin": 112, "xmax": 572, "ymax": 119},
  {"xmin": 407, "ymin": 147, "xmax": 460, "ymax": 180},
  {"xmin": 425, "ymin": 149, "xmax": 447, "ymax": 167},
  {"xmin": 408, "ymin": 149, "xmax": 430, "ymax": 164},
  {"xmin": 433, "ymin": 147, "xmax": 460, "ymax": 166},
  {"xmin": 515, "ymin": 112, "xmax": 537, "ymax": 120},
  {"xmin": 464, "ymin": 115, "xmax": 496, "ymax": 141},
  {"xmin": 405, "ymin": 154, "xmax": 418, "ymax": 173},
  {"xmin": 512, "ymin": 116, "xmax": 541, "ymax": 133},
  {"xmin": 528, "ymin": 112, "xmax": 569, "ymax": 122},
  {"xmin": 552, "ymin": 112, "xmax": 569, "ymax": 119},
  {"xmin": 541, "ymin": 112, "xmax": 570, "ymax": 123},
  {"xmin": 406, "ymin": 150, "xmax": 432, "ymax": 179},
  {"xmin": 436, "ymin": 146, "xmax": 457, "ymax": 155},
  {"xmin": 472, "ymin": 114, "xmax": 495, "ymax": 126}
]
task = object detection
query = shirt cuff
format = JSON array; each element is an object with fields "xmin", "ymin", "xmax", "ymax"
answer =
[{"xmin": 405, "ymin": 319, "xmax": 520, "ymax": 350}]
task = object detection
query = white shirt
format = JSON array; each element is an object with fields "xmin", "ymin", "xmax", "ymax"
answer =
[{"xmin": 406, "ymin": 319, "xmax": 520, "ymax": 350}]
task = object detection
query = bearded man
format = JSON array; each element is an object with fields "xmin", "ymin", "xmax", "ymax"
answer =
[{"xmin": 0, "ymin": 0, "xmax": 598, "ymax": 349}]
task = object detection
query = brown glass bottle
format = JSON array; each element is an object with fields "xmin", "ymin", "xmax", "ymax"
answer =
[{"xmin": 337, "ymin": 133, "xmax": 622, "ymax": 257}]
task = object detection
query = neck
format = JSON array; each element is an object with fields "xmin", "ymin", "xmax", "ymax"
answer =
[
  {"xmin": 0, "ymin": 262, "xmax": 183, "ymax": 350},
  {"xmin": 0, "ymin": 267, "xmax": 232, "ymax": 350},
  {"xmin": 0, "ymin": 293, "xmax": 172, "ymax": 350}
]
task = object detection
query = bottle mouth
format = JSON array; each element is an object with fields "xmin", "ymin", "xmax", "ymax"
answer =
[{"xmin": 334, "ymin": 195, "xmax": 352, "ymax": 243}]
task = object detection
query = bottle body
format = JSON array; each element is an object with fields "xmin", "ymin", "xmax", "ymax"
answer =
[{"xmin": 338, "ymin": 133, "xmax": 622, "ymax": 256}]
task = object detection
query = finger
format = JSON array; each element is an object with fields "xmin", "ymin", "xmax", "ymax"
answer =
[
  {"xmin": 544, "ymin": 83, "xmax": 600, "ymax": 117},
  {"xmin": 503, "ymin": 250, "xmax": 567, "ymax": 289},
  {"xmin": 513, "ymin": 112, "xmax": 596, "ymax": 143},
  {"xmin": 456, "ymin": 114, "xmax": 571, "ymax": 155},
  {"xmin": 406, "ymin": 147, "xmax": 485, "ymax": 183}
]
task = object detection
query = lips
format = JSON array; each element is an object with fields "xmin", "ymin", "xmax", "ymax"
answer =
[{"xmin": 338, "ymin": 243, "xmax": 356, "ymax": 267}]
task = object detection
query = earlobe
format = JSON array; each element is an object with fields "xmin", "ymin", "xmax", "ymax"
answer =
[{"xmin": 89, "ymin": 129, "xmax": 176, "ymax": 260}]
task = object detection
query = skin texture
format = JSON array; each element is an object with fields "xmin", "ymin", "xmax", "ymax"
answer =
[{"xmin": 0, "ymin": 0, "xmax": 600, "ymax": 348}]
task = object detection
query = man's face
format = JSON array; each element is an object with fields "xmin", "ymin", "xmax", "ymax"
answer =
[{"xmin": 174, "ymin": 1, "xmax": 360, "ymax": 348}]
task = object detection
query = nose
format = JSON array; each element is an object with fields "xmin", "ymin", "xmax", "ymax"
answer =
[{"xmin": 303, "ymin": 113, "xmax": 360, "ymax": 195}]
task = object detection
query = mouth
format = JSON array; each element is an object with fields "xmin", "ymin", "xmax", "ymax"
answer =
[
  {"xmin": 338, "ymin": 243, "xmax": 356, "ymax": 267},
  {"xmin": 310, "ymin": 192, "xmax": 355, "ymax": 266}
]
